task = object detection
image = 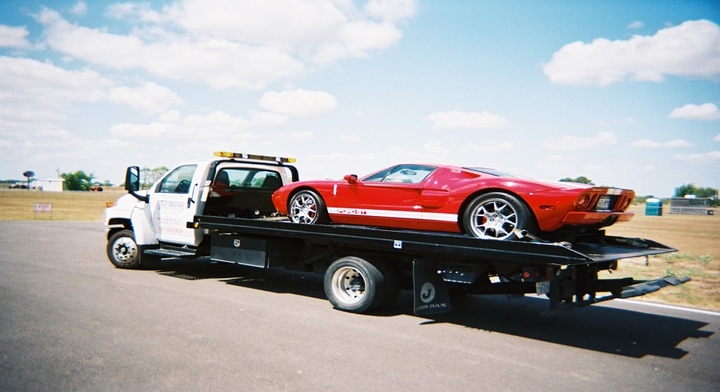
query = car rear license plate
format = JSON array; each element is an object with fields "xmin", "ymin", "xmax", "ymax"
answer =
[{"xmin": 596, "ymin": 196, "xmax": 611, "ymax": 210}]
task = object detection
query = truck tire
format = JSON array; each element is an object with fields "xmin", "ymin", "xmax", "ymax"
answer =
[
  {"xmin": 324, "ymin": 256, "xmax": 394, "ymax": 313},
  {"xmin": 107, "ymin": 230, "xmax": 142, "ymax": 269}
]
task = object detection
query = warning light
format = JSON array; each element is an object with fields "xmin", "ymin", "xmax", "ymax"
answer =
[{"xmin": 214, "ymin": 151, "xmax": 296, "ymax": 163}]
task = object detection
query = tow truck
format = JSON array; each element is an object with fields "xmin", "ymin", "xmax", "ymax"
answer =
[{"xmin": 104, "ymin": 152, "xmax": 688, "ymax": 315}]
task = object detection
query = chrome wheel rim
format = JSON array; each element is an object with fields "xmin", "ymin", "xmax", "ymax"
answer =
[
  {"xmin": 470, "ymin": 199, "xmax": 518, "ymax": 240},
  {"xmin": 112, "ymin": 237, "xmax": 137, "ymax": 263},
  {"xmin": 330, "ymin": 266, "xmax": 366, "ymax": 305},
  {"xmin": 289, "ymin": 193, "xmax": 318, "ymax": 224}
]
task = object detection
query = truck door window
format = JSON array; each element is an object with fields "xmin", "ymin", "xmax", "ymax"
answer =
[{"xmin": 157, "ymin": 164, "xmax": 198, "ymax": 194}]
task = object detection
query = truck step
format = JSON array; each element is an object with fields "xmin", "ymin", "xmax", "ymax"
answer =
[{"xmin": 145, "ymin": 247, "xmax": 196, "ymax": 257}]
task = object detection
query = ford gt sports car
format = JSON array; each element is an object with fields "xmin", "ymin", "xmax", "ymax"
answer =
[{"xmin": 271, "ymin": 164, "xmax": 635, "ymax": 241}]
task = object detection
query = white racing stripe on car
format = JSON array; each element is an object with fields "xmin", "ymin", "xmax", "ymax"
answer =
[
  {"xmin": 327, "ymin": 207, "xmax": 457, "ymax": 222},
  {"xmin": 423, "ymin": 212, "xmax": 459, "ymax": 222}
]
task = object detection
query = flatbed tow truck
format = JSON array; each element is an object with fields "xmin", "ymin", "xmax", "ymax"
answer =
[{"xmin": 105, "ymin": 152, "xmax": 688, "ymax": 315}]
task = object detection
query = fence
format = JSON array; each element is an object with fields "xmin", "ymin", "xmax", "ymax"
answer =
[{"xmin": 669, "ymin": 197, "xmax": 713, "ymax": 215}]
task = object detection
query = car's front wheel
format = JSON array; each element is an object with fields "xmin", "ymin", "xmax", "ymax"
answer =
[
  {"xmin": 288, "ymin": 189, "xmax": 329, "ymax": 224},
  {"xmin": 462, "ymin": 192, "xmax": 534, "ymax": 240}
]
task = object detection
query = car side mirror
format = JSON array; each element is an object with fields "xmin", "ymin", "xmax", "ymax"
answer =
[{"xmin": 344, "ymin": 174, "xmax": 358, "ymax": 184}]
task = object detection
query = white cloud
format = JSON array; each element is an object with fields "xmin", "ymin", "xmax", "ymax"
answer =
[
  {"xmin": 259, "ymin": 89, "xmax": 337, "ymax": 118},
  {"xmin": 109, "ymin": 109, "xmax": 283, "ymax": 141},
  {"xmin": 0, "ymin": 56, "xmax": 112, "ymax": 132},
  {"xmin": 631, "ymin": 139, "xmax": 694, "ymax": 148},
  {"xmin": 71, "ymin": 1, "xmax": 88, "ymax": 16},
  {"xmin": 0, "ymin": 25, "xmax": 31, "ymax": 48},
  {"xmin": 669, "ymin": 103, "xmax": 720, "ymax": 120},
  {"xmin": 315, "ymin": 20, "xmax": 402, "ymax": 63},
  {"xmin": 0, "ymin": 56, "xmax": 187, "ymax": 136},
  {"xmin": 462, "ymin": 141, "xmax": 517, "ymax": 152},
  {"xmin": 108, "ymin": 82, "xmax": 184, "ymax": 115},
  {"xmin": 627, "ymin": 21, "xmax": 644, "ymax": 29},
  {"xmin": 282, "ymin": 131, "xmax": 315, "ymax": 140},
  {"xmin": 37, "ymin": 9, "xmax": 304, "ymax": 90},
  {"xmin": 543, "ymin": 20, "xmax": 720, "ymax": 85},
  {"xmin": 365, "ymin": 0, "xmax": 417, "ymax": 21},
  {"xmin": 425, "ymin": 111, "xmax": 509, "ymax": 130},
  {"xmin": 542, "ymin": 131, "xmax": 617, "ymax": 151},
  {"xmin": 715, "ymin": 134, "xmax": 720, "ymax": 142},
  {"xmin": 44, "ymin": 0, "xmax": 416, "ymax": 89},
  {"xmin": 338, "ymin": 134, "xmax": 362, "ymax": 143},
  {"xmin": 675, "ymin": 151, "xmax": 720, "ymax": 162}
]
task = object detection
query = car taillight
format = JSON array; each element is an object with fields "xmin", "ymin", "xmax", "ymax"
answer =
[
  {"xmin": 617, "ymin": 195, "xmax": 632, "ymax": 211},
  {"xmin": 574, "ymin": 193, "xmax": 591, "ymax": 210}
]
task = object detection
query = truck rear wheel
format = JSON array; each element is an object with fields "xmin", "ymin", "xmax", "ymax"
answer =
[
  {"xmin": 107, "ymin": 230, "xmax": 142, "ymax": 269},
  {"xmin": 324, "ymin": 256, "xmax": 396, "ymax": 313}
]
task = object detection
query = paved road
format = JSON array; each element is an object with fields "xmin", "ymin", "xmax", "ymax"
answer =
[{"xmin": 1, "ymin": 221, "xmax": 719, "ymax": 391}]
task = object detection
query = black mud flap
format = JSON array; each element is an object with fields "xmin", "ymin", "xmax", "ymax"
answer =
[
  {"xmin": 620, "ymin": 276, "xmax": 690, "ymax": 299},
  {"xmin": 413, "ymin": 259, "xmax": 452, "ymax": 316}
]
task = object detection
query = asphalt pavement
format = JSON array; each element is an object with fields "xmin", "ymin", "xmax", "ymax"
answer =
[{"xmin": 1, "ymin": 220, "xmax": 719, "ymax": 391}]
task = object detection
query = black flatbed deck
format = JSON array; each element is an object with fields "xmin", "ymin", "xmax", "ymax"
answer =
[{"xmin": 191, "ymin": 215, "xmax": 676, "ymax": 266}]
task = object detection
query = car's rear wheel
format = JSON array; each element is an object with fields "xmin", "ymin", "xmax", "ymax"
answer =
[
  {"xmin": 462, "ymin": 192, "xmax": 534, "ymax": 240},
  {"xmin": 288, "ymin": 189, "xmax": 329, "ymax": 224}
]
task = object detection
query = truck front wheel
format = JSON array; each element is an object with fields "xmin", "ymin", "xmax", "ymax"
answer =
[
  {"xmin": 324, "ymin": 256, "xmax": 395, "ymax": 313},
  {"xmin": 107, "ymin": 230, "xmax": 142, "ymax": 269}
]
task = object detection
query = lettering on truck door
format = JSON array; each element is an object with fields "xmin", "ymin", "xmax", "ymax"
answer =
[{"xmin": 149, "ymin": 164, "xmax": 204, "ymax": 245}]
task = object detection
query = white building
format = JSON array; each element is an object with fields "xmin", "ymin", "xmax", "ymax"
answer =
[{"xmin": 35, "ymin": 178, "xmax": 64, "ymax": 192}]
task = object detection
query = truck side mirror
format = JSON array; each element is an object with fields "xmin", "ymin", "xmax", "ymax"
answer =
[
  {"xmin": 125, "ymin": 166, "xmax": 140, "ymax": 192},
  {"xmin": 125, "ymin": 166, "xmax": 149, "ymax": 202}
]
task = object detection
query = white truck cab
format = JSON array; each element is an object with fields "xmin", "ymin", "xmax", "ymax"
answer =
[{"xmin": 104, "ymin": 152, "xmax": 298, "ymax": 268}]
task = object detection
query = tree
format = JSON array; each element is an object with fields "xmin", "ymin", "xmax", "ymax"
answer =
[
  {"xmin": 140, "ymin": 166, "xmax": 169, "ymax": 189},
  {"xmin": 559, "ymin": 176, "xmax": 594, "ymax": 185},
  {"xmin": 61, "ymin": 170, "xmax": 94, "ymax": 191},
  {"xmin": 674, "ymin": 183, "xmax": 719, "ymax": 205}
]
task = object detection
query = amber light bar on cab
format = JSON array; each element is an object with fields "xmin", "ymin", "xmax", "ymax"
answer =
[{"xmin": 214, "ymin": 151, "xmax": 296, "ymax": 163}]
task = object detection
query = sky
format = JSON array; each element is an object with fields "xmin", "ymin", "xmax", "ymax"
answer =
[{"xmin": 0, "ymin": 0, "xmax": 718, "ymax": 198}]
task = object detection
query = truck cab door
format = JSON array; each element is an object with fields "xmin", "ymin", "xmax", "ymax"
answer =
[{"xmin": 148, "ymin": 164, "xmax": 204, "ymax": 246}]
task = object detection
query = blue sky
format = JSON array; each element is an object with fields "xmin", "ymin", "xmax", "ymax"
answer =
[{"xmin": 0, "ymin": 0, "xmax": 718, "ymax": 197}]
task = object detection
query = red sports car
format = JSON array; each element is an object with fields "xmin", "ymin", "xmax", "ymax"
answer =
[{"xmin": 271, "ymin": 164, "xmax": 635, "ymax": 241}]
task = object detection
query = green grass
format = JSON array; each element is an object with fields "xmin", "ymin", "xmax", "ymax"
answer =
[{"xmin": 0, "ymin": 188, "xmax": 125, "ymax": 221}]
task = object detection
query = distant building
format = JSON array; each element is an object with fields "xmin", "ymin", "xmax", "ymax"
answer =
[{"xmin": 35, "ymin": 178, "xmax": 64, "ymax": 192}]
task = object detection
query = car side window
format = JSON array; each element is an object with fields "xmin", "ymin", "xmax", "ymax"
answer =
[
  {"xmin": 156, "ymin": 164, "xmax": 197, "ymax": 194},
  {"xmin": 366, "ymin": 165, "xmax": 436, "ymax": 184}
]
